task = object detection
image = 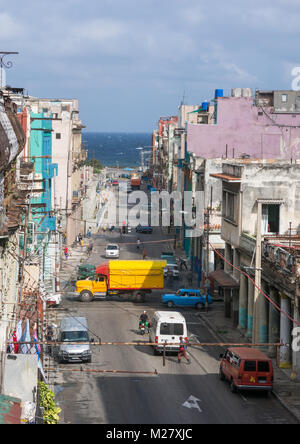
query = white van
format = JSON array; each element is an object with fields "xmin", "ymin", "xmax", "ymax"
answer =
[
  {"xmin": 57, "ymin": 317, "xmax": 92, "ymax": 364},
  {"xmin": 149, "ymin": 311, "xmax": 187, "ymax": 355}
]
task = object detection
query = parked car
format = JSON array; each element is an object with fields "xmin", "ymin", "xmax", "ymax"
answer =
[
  {"xmin": 161, "ymin": 252, "xmax": 177, "ymax": 265},
  {"xmin": 164, "ymin": 263, "xmax": 179, "ymax": 279},
  {"xmin": 136, "ymin": 225, "xmax": 153, "ymax": 234},
  {"xmin": 112, "ymin": 180, "xmax": 119, "ymax": 186},
  {"xmin": 77, "ymin": 264, "xmax": 96, "ymax": 281},
  {"xmin": 105, "ymin": 244, "xmax": 120, "ymax": 258},
  {"xmin": 219, "ymin": 347, "xmax": 274, "ymax": 394},
  {"xmin": 161, "ymin": 288, "xmax": 212, "ymax": 309}
]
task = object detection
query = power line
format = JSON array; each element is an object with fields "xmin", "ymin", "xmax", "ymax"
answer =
[{"xmin": 209, "ymin": 241, "xmax": 300, "ymax": 327}]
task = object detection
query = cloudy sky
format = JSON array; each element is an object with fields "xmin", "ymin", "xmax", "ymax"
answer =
[{"xmin": 0, "ymin": 0, "xmax": 299, "ymax": 132}]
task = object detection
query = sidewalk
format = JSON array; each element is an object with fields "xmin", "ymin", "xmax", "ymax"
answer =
[
  {"xmin": 59, "ymin": 244, "xmax": 89, "ymax": 291},
  {"xmin": 198, "ymin": 300, "xmax": 300, "ymax": 423}
]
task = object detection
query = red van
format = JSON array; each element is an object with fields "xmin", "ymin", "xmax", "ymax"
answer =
[{"xmin": 219, "ymin": 347, "xmax": 273, "ymax": 393}]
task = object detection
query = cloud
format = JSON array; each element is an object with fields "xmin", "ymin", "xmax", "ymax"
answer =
[
  {"xmin": 0, "ymin": 12, "xmax": 24, "ymax": 39},
  {"xmin": 0, "ymin": 0, "xmax": 299, "ymax": 131}
]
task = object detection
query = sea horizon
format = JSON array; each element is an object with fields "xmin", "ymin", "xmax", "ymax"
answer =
[{"xmin": 82, "ymin": 131, "xmax": 153, "ymax": 168}]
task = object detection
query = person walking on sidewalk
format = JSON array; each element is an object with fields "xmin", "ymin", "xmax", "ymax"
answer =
[
  {"xmin": 87, "ymin": 241, "xmax": 94, "ymax": 257},
  {"xmin": 179, "ymin": 257, "xmax": 188, "ymax": 271},
  {"xmin": 178, "ymin": 337, "xmax": 190, "ymax": 364},
  {"xmin": 64, "ymin": 246, "xmax": 69, "ymax": 260}
]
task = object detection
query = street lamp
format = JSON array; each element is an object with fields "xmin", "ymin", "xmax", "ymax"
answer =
[{"xmin": 0, "ymin": 51, "xmax": 19, "ymax": 88}]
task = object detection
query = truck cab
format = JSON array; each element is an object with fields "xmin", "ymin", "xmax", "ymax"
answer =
[{"xmin": 76, "ymin": 274, "xmax": 108, "ymax": 302}]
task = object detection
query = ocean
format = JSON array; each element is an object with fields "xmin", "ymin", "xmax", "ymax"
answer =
[{"xmin": 82, "ymin": 132, "xmax": 153, "ymax": 168}]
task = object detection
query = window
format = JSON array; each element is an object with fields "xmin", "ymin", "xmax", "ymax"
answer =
[
  {"xmin": 160, "ymin": 323, "xmax": 184, "ymax": 336},
  {"xmin": 223, "ymin": 190, "xmax": 238, "ymax": 223},
  {"xmin": 282, "ymin": 94, "xmax": 287, "ymax": 103},
  {"xmin": 188, "ymin": 293, "xmax": 196, "ymax": 297},
  {"xmin": 262, "ymin": 204, "xmax": 280, "ymax": 234},
  {"xmin": 244, "ymin": 360, "xmax": 257, "ymax": 372},
  {"xmin": 96, "ymin": 276, "xmax": 105, "ymax": 282},
  {"xmin": 232, "ymin": 355, "xmax": 241, "ymax": 368},
  {"xmin": 258, "ymin": 361, "xmax": 270, "ymax": 372},
  {"xmin": 61, "ymin": 331, "xmax": 89, "ymax": 342},
  {"xmin": 56, "ymin": 133, "xmax": 61, "ymax": 140},
  {"xmin": 226, "ymin": 351, "xmax": 233, "ymax": 363}
]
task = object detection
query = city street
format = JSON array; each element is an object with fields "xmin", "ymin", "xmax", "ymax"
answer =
[{"xmin": 47, "ymin": 192, "xmax": 297, "ymax": 424}]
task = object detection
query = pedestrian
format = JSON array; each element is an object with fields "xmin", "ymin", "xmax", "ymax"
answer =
[
  {"xmin": 178, "ymin": 337, "xmax": 190, "ymax": 364},
  {"xmin": 88, "ymin": 241, "xmax": 93, "ymax": 256},
  {"xmin": 87, "ymin": 227, "xmax": 91, "ymax": 238},
  {"xmin": 64, "ymin": 246, "xmax": 69, "ymax": 260},
  {"xmin": 80, "ymin": 238, "xmax": 84, "ymax": 249},
  {"xmin": 179, "ymin": 257, "xmax": 188, "ymax": 271},
  {"xmin": 78, "ymin": 233, "xmax": 83, "ymax": 242},
  {"xmin": 142, "ymin": 247, "xmax": 147, "ymax": 260}
]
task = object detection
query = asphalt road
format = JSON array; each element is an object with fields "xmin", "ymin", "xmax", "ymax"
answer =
[{"xmin": 51, "ymin": 186, "xmax": 297, "ymax": 425}]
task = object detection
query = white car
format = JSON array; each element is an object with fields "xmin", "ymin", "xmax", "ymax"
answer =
[
  {"xmin": 164, "ymin": 264, "xmax": 179, "ymax": 279},
  {"xmin": 105, "ymin": 244, "xmax": 120, "ymax": 258}
]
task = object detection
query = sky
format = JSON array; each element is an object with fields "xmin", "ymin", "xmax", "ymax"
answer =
[{"xmin": 1, "ymin": 0, "xmax": 300, "ymax": 132}]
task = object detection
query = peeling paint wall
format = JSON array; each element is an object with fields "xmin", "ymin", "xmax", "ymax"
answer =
[
  {"xmin": 221, "ymin": 163, "xmax": 300, "ymax": 248},
  {"xmin": 187, "ymin": 96, "xmax": 300, "ymax": 160}
]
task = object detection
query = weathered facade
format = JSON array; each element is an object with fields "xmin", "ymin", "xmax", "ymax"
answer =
[{"xmin": 211, "ymin": 161, "xmax": 300, "ymax": 373}]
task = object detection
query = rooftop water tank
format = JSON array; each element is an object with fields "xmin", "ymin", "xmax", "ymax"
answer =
[
  {"xmin": 242, "ymin": 88, "xmax": 252, "ymax": 98},
  {"xmin": 215, "ymin": 89, "xmax": 224, "ymax": 99},
  {"xmin": 232, "ymin": 88, "xmax": 242, "ymax": 97},
  {"xmin": 202, "ymin": 101, "xmax": 209, "ymax": 111}
]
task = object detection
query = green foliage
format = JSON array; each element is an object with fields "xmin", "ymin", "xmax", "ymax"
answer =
[
  {"xmin": 80, "ymin": 158, "xmax": 103, "ymax": 173},
  {"xmin": 39, "ymin": 381, "xmax": 61, "ymax": 424}
]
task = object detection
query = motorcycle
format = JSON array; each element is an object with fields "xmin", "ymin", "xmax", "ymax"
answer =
[{"xmin": 139, "ymin": 321, "xmax": 149, "ymax": 335}]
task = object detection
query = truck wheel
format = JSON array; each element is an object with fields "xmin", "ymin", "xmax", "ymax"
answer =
[
  {"xmin": 230, "ymin": 380, "xmax": 237, "ymax": 393},
  {"xmin": 167, "ymin": 301, "xmax": 174, "ymax": 308},
  {"xmin": 133, "ymin": 292, "xmax": 145, "ymax": 303},
  {"xmin": 80, "ymin": 290, "xmax": 93, "ymax": 302},
  {"xmin": 219, "ymin": 367, "xmax": 225, "ymax": 381},
  {"xmin": 195, "ymin": 303, "xmax": 202, "ymax": 310}
]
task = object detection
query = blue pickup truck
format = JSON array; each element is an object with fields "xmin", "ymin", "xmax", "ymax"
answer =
[{"xmin": 161, "ymin": 289, "xmax": 213, "ymax": 310}]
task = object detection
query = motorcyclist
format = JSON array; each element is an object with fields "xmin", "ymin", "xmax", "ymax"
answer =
[{"xmin": 139, "ymin": 311, "xmax": 149, "ymax": 329}]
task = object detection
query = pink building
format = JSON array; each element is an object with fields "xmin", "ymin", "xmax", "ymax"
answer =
[{"xmin": 187, "ymin": 95, "xmax": 300, "ymax": 160}]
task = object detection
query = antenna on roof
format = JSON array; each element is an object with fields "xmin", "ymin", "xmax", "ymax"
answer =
[{"xmin": 180, "ymin": 90, "xmax": 186, "ymax": 106}]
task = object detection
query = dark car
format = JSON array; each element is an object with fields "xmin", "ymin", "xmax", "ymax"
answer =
[{"xmin": 136, "ymin": 225, "xmax": 153, "ymax": 234}]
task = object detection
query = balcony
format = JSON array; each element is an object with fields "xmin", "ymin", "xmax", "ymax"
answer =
[
  {"xmin": 240, "ymin": 232, "xmax": 256, "ymax": 255},
  {"xmin": 263, "ymin": 236, "xmax": 300, "ymax": 276}
]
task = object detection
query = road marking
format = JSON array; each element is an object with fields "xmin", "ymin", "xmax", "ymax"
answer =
[{"xmin": 182, "ymin": 395, "xmax": 202, "ymax": 413}]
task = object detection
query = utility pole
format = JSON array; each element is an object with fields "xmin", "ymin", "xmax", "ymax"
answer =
[
  {"xmin": 204, "ymin": 187, "xmax": 213, "ymax": 310},
  {"xmin": 253, "ymin": 201, "xmax": 262, "ymax": 344}
]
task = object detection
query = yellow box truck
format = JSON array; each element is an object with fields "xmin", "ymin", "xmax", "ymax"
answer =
[{"xmin": 75, "ymin": 260, "xmax": 166, "ymax": 302}]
